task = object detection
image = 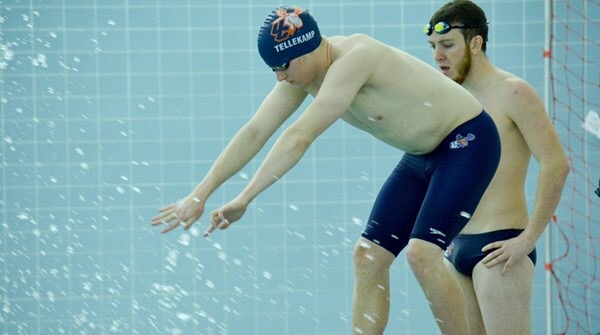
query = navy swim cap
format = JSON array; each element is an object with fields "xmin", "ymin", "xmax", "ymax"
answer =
[{"xmin": 257, "ymin": 6, "xmax": 322, "ymax": 68}]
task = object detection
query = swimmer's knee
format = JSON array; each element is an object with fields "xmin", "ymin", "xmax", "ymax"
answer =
[
  {"xmin": 353, "ymin": 238, "xmax": 394, "ymax": 272},
  {"xmin": 405, "ymin": 239, "xmax": 445, "ymax": 271}
]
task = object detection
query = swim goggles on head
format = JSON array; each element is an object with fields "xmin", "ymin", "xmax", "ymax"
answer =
[
  {"xmin": 423, "ymin": 21, "xmax": 482, "ymax": 36},
  {"xmin": 271, "ymin": 62, "xmax": 289, "ymax": 72}
]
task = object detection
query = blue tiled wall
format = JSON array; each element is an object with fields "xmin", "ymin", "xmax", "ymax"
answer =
[{"xmin": 1, "ymin": 1, "xmax": 597, "ymax": 334}]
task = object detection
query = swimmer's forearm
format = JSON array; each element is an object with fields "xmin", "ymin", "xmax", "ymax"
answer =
[
  {"xmin": 238, "ymin": 128, "xmax": 312, "ymax": 204},
  {"xmin": 194, "ymin": 123, "xmax": 271, "ymax": 199},
  {"xmin": 524, "ymin": 158, "xmax": 570, "ymax": 241}
]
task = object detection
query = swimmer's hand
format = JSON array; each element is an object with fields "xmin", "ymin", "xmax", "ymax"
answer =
[
  {"xmin": 151, "ymin": 195, "xmax": 205, "ymax": 233},
  {"xmin": 204, "ymin": 197, "xmax": 248, "ymax": 237},
  {"xmin": 481, "ymin": 234, "xmax": 535, "ymax": 275}
]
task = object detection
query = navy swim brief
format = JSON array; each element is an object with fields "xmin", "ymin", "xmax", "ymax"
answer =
[{"xmin": 445, "ymin": 229, "xmax": 537, "ymax": 276}]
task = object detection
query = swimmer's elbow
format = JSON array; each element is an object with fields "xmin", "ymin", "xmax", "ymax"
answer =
[
  {"xmin": 552, "ymin": 149, "xmax": 570, "ymax": 179},
  {"xmin": 283, "ymin": 126, "xmax": 316, "ymax": 153},
  {"xmin": 542, "ymin": 154, "xmax": 570, "ymax": 184},
  {"xmin": 557, "ymin": 158, "xmax": 570, "ymax": 181},
  {"xmin": 242, "ymin": 122, "xmax": 273, "ymax": 145}
]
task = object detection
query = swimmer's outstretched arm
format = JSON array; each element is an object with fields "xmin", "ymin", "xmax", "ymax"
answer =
[
  {"xmin": 151, "ymin": 83, "xmax": 307, "ymax": 233},
  {"xmin": 205, "ymin": 104, "xmax": 337, "ymax": 236},
  {"xmin": 207, "ymin": 54, "xmax": 371, "ymax": 235}
]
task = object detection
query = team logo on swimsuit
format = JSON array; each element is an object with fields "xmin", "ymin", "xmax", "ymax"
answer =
[
  {"xmin": 270, "ymin": 7, "xmax": 304, "ymax": 43},
  {"xmin": 449, "ymin": 133, "xmax": 475, "ymax": 149},
  {"xmin": 445, "ymin": 241, "xmax": 455, "ymax": 257}
]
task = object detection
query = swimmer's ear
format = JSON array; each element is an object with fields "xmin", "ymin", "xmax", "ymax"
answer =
[{"xmin": 470, "ymin": 35, "xmax": 484, "ymax": 55}]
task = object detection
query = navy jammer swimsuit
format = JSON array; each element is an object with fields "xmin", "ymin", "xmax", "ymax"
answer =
[{"xmin": 361, "ymin": 111, "xmax": 501, "ymax": 257}]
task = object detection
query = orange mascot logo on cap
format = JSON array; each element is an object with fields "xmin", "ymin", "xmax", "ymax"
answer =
[{"xmin": 270, "ymin": 7, "xmax": 305, "ymax": 43}]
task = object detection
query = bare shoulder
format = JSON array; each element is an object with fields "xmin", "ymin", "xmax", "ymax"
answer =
[
  {"xmin": 490, "ymin": 71, "xmax": 558, "ymax": 156},
  {"xmin": 493, "ymin": 70, "xmax": 544, "ymax": 117},
  {"xmin": 329, "ymin": 34, "xmax": 388, "ymax": 58},
  {"xmin": 325, "ymin": 34, "xmax": 388, "ymax": 80},
  {"xmin": 329, "ymin": 33, "xmax": 378, "ymax": 46},
  {"xmin": 498, "ymin": 71, "xmax": 542, "ymax": 103}
]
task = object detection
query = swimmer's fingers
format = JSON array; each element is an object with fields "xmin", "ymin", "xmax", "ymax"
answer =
[
  {"xmin": 151, "ymin": 204, "xmax": 182, "ymax": 233},
  {"xmin": 481, "ymin": 240, "xmax": 502, "ymax": 253},
  {"xmin": 151, "ymin": 203, "xmax": 186, "ymax": 233},
  {"xmin": 156, "ymin": 210, "xmax": 198, "ymax": 234},
  {"xmin": 151, "ymin": 204, "xmax": 178, "ymax": 225},
  {"xmin": 481, "ymin": 246, "xmax": 515, "ymax": 275},
  {"xmin": 204, "ymin": 210, "xmax": 229, "ymax": 237},
  {"xmin": 500, "ymin": 259, "xmax": 514, "ymax": 276},
  {"xmin": 203, "ymin": 220, "xmax": 218, "ymax": 237},
  {"xmin": 482, "ymin": 236, "xmax": 534, "ymax": 275},
  {"xmin": 182, "ymin": 217, "xmax": 196, "ymax": 230},
  {"xmin": 203, "ymin": 199, "xmax": 247, "ymax": 237},
  {"xmin": 480, "ymin": 241, "xmax": 508, "ymax": 268},
  {"xmin": 160, "ymin": 218, "xmax": 183, "ymax": 234},
  {"xmin": 152, "ymin": 195, "xmax": 205, "ymax": 233}
]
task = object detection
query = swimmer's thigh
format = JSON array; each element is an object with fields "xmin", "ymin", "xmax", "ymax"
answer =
[
  {"xmin": 472, "ymin": 258, "xmax": 534, "ymax": 335},
  {"xmin": 443, "ymin": 258, "xmax": 485, "ymax": 334}
]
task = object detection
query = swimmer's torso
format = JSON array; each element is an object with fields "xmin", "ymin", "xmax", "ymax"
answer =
[
  {"xmin": 460, "ymin": 71, "xmax": 533, "ymax": 233},
  {"xmin": 309, "ymin": 34, "xmax": 483, "ymax": 154}
]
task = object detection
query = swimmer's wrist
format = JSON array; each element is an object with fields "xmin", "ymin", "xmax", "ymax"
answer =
[
  {"xmin": 236, "ymin": 192, "xmax": 253, "ymax": 207},
  {"xmin": 520, "ymin": 229, "xmax": 539, "ymax": 245},
  {"xmin": 191, "ymin": 185, "xmax": 211, "ymax": 204}
]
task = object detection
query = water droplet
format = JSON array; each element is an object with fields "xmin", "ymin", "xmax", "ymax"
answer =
[{"xmin": 177, "ymin": 234, "xmax": 190, "ymax": 246}]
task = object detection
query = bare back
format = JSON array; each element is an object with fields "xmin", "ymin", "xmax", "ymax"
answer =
[{"xmin": 309, "ymin": 34, "xmax": 482, "ymax": 154}]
